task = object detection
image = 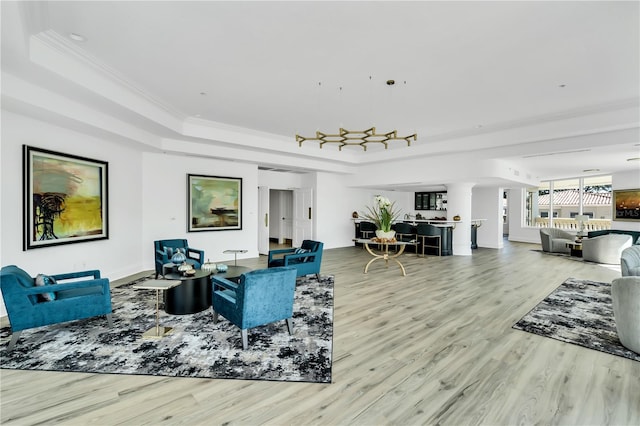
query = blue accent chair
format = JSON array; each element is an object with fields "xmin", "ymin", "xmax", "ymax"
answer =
[
  {"xmin": 0, "ymin": 265, "xmax": 113, "ymax": 350},
  {"xmin": 154, "ymin": 239, "xmax": 205, "ymax": 278},
  {"xmin": 212, "ymin": 266, "xmax": 297, "ymax": 350},
  {"xmin": 267, "ymin": 240, "xmax": 323, "ymax": 279}
]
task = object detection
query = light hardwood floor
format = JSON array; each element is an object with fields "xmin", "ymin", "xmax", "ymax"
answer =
[{"xmin": 2, "ymin": 241, "xmax": 639, "ymax": 425}]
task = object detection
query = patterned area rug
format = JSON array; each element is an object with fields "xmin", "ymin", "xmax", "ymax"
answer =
[
  {"xmin": 513, "ymin": 277, "xmax": 639, "ymax": 362},
  {"xmin": 0, "ymin": 274, "xmax": 334, "ymax": 382}
]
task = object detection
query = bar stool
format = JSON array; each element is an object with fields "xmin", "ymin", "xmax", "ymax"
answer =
[
  {"xmin": 359, "ymin": 221, "xmax": 377, "ymax": 239},
  {"xmin": 416, "ymin": 224, "xmax": 441, "ymax": 257}
]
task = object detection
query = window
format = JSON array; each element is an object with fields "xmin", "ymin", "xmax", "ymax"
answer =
[{"xmin": 525, "ymin": 176, "xmax": 612, "ymax": 230}]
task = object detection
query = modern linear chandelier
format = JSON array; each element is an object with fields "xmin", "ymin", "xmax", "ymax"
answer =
[
  {"xmin": 296, "ymin": 79, "xmax": 417, "ymax": 151},
  {"xmin": 296, "ymin": 127, "xmax": 417, "ymax": 151}
]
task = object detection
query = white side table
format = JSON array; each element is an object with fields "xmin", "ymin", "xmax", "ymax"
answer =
[
  {"xmin": 133, "ymin": 279, "xmax": 181, "ymax": 339},
  {"xmin": 223, "ymin": 249, "xmax": 248, "ymax": 266}
]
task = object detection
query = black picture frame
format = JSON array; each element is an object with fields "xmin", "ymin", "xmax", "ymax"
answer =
[
  {"xmin": 23, "ymin": 145, "xmax": 109, "ymax": 250},
  {"xmin": 188, "ymin": 174, "xmax": 242, "ymax": 231}
]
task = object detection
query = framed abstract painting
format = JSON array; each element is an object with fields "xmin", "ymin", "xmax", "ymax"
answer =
[
  {"xmin": 613, "ymin": 189, "xmax": 640, "ymax": 221},
  {"xmin": 23, "ymin": 146, "xmax": 109, "ymax": 250},
  {"xmin": 188, "ymin": 174, "xmax": 242, "ymax": 231}
]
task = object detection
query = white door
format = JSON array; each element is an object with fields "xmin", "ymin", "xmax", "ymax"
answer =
[
  {"xmin": 258, "ymin": 186, "xmax": 270, "ymax": 255},
  {"xmin": 279, "ymin": 190, "xmax": 294, "ymax": 244},
  {"xmin": 293, "ymin": 188, "xmax": 313, "ymax": 247}
]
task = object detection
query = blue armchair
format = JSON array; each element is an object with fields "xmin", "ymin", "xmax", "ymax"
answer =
[
  {"xmin": 212, "ymin": 266, "xmax": 297, "ymax": 350},
  {"xmin": 267, "ymin": 240, "xmax": 323, "ymax": 279},
  {"xmin": 154, "ymin": 239, "xmax": 205, "ymax": 278},
  {"xmin": 0, "ymin": 265, "xmax": 113, "ymax": 350}
]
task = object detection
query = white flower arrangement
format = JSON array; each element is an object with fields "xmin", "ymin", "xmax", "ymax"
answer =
[{"xmin": 361, "ymin": 195, "xmax": 401, "ymax": 232}]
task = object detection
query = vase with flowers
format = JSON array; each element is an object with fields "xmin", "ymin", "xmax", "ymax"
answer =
[{"xmin": 361, "ymin": 195, "xmax": 401, "ymax": 240}]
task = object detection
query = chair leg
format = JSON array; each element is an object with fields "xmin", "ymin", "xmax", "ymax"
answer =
[
  {"xmin": 316, "ymin": 273, "xmax": 321, "ymax": 280},
  {"xmin": 212, "ymin": 309, "xmax": 219, "ymax": 324},
  {"xmin": 7, "ymin": 331, "xmax": 22, "ymax": 351},
  {"xmin": 286, "ymin": 318, "xmax": 293, "ymax": 335},
  {"xmin": 241, "ymin": 329, "xmax": 248, "ymax": 350},
  {"xmin": 106, "ymin": 313, "xmax": 113, "ymax": 327}
]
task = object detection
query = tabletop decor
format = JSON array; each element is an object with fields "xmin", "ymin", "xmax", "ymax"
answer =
[
  {"xmin": 361, "ymin": 195, "xmax": 401, "ymax": 240},
  {"xmin": 22, "ymin": 145, "xmax": 109, "ymax": 250}
]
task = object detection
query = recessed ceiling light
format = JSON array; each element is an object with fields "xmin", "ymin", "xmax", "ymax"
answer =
[
  {"xmin": 200, "ymin": 92, "xmax": 207, "ymax": 96},
  {"xmin": 627, "ymin": 157, "xmax": 640, "ymax": 162},
  {"xmin": 582, "ymin": 169, "xmax": 600, "ymax": 172},
  {"xmin": 69, "ymin": 33, "xmax": 86, "ymax": 42},
  {"xmin": 475, "ymin": 124, "xmax": 483, "ymax": 129},
  {"xmin": 558, "ymin": 84, "xmax": 566, "ymax": 88}
]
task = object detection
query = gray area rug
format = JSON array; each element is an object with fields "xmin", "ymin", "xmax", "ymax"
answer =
[
  {"xmin": 513, "ymin": 277, "xmax": 639, "ymax": 362},
  {"xmin": 0, "ymin": 274, "xmax": 334, "ymax": 382}
]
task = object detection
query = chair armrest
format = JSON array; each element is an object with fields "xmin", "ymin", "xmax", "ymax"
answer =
[
  {"xmin": 187, "ymin": 247, "xmax": 205, "ymax": 263},
  {"xmin": 155, "ymin": 249, "xmax": 170, "ymax": 264},
  {"xmin": 22, "ymin": 278, "xmax": 110, "ymax": 295},
  {"xmin": 283, "ymin": 252, "xmax": 315, "ymax": 264},
  {"xmin": 268, "ymin": 248, "xmax": 296, "ymax": 262},
  {"xmin": 212, "ymin": 276, "xmax": 239, "ymax": 292},
  {"xmin": 52, "ymin": 270, "xmax": 102, "ymax": 281}
]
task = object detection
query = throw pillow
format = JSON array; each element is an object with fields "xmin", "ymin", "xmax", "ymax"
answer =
[
  {"xmin": 294, "ymin": 247, "xmax": 311, "ymax": 262},
  {"xmin": 163, "ymin": 246, "xmax": 174, "ymax": 258},
  {"xmin": 35, "ymin": 274, "xmax": 57, "ymax": 302}
]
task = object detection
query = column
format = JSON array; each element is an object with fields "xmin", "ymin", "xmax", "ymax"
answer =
[
  {"xmin": 446, "ymin": 182, "xmax": 475, "ymax": 256},
  {"xmin": 472, "ymin": 186, "xmax": 504, "ymax": 249}
]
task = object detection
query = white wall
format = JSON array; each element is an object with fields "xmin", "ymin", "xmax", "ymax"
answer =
[
  {"xmin": 1, "ymin": 111, "xmax": 144, "ymax": 316},
  {"xmin": 140, "ymin": 152, "xmax": 259, "ymax": 267},
  {"xmin": 257, "ymin": 169, "xmax": 302, "ymax": 190}
]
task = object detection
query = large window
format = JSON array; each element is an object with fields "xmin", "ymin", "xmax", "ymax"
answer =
[{"xmin": 526, "ymin": 176, "xmax": 612, "ymax": 230}]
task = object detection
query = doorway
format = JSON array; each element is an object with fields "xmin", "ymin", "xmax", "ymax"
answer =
[{"xmin": 269, "ymin": 189, "xmax": 293, "ymax": 249}]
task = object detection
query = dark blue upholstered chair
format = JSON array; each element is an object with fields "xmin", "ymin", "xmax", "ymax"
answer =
[
  {"xmin": 0, "ymin": 265, "xmax": 113, "ymax": 350},
  {"xmin": 154, "ymin": 239, "xmax": 205, "ymax": 278},
  {"xmin": 267, "ymin": 240, "xmax": 323, "ymax": 279},
  {"xmin": 212, "ymin": 266, "xmax": 297, "ymax": 350}
]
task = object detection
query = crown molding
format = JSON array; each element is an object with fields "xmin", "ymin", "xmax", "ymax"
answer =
[{"xmin": 30, "ymin": 30, "xmax": 187, "ymax": 130}]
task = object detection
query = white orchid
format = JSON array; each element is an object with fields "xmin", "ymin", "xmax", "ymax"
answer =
[{"xmin": 361, "ymin": 196, "xmax": 401, "ymax": 232}]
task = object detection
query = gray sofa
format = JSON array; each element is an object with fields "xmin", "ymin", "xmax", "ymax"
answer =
[
  {"xmin": 582, "ymin": 234, "xmax": 633, "ymax": 264},
  {"xmin": 621, "ymin": 245, "xmax": 640, "ymax": 276},
  {"xmin": 539, "ymin": 228, "xmax": 575, "ymax": 254},
  {"xmin": 611, "ymin": 276, "xmax": 640, "ymax": 354}
]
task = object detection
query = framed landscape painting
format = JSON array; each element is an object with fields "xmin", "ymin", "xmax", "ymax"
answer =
[
  {"xmin": 613, "ymin": 189, "xmax": 640, "ymax": 221},
  {"xmin": 188, "ymin": 174, "xmax": 242, "ymax": 231},
  {"xmin": 23, "ymin": 145, "xmax": 109, "ymax": 250}
]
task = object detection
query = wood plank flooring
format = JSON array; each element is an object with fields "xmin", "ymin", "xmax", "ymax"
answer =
[{"xmin": 2, "ymin": 241, "xmax": 639, "ymax": 425}]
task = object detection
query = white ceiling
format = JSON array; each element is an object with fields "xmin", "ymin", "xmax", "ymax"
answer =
[{"xmin": 2, "ymin": 1, "xmax": 639, "ymax": 187}]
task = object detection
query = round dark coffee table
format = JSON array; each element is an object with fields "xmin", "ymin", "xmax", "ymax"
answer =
[
  {"xmin": 213, "ymin": 265, "xmax": 252, "ymax": 282},
  {"xmin": 163, "ymin": 270, "xmax": 212, "ymax": 315},
  {"xmin": 163, "ymin": 266, "xmax": 252, "ymax": 315}
]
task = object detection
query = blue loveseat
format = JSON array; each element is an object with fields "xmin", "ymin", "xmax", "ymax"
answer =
[{"xmin": 0, "ymin": 265, "xmax": 113, "ymax": 350}]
